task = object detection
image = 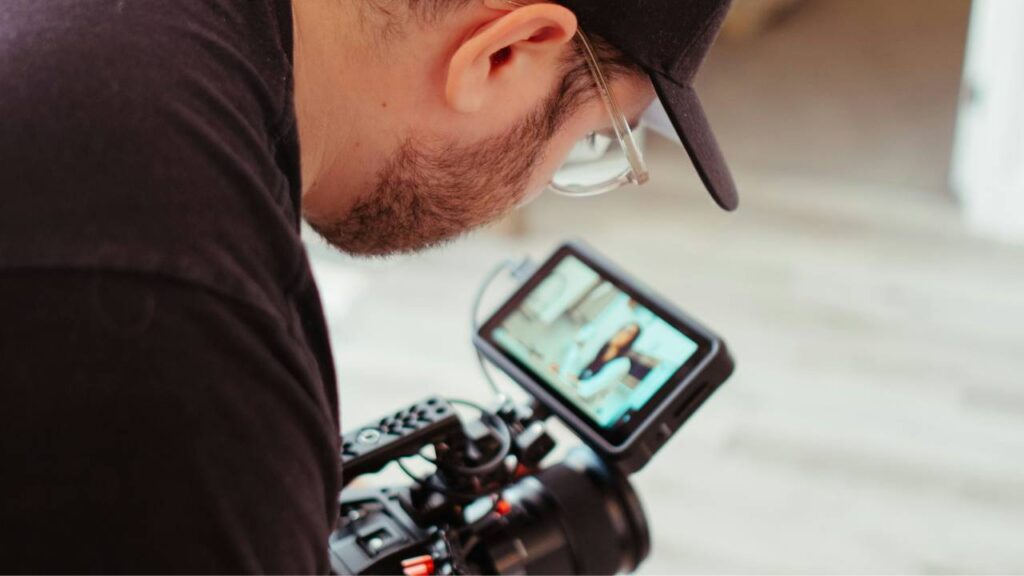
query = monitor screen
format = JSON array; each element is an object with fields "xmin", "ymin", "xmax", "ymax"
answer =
[{"xmin": 488, "ymin": 255, "xmax": 701, "ymax": 431}]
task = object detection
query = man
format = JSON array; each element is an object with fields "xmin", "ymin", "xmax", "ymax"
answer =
[{"xmin": 0, "ymin": 0, "xmax": 736, "ymax": 572}]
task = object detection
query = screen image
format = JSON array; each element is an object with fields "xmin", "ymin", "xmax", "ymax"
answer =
[{"xmin": 490, "ymin": 256, "xmax": 700, "ymax": 430}]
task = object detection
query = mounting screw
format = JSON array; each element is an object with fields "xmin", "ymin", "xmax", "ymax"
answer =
[{"xmin": 357, "ymin": 429, "xmax": 382, "ymax": 444}]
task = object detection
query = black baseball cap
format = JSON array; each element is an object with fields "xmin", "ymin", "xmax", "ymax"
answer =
[{"xmin": 559, "ymin": 0, "xmax": 738, "ymax": 211}]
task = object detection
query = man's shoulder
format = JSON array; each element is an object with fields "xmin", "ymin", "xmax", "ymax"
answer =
[
  {"xmin": 0, "ymin": 0, "xmax": 304, "ymax": 318},
  {"xmin": 0, "ymin": 0, "xmax": 292, "ymax": 136}
]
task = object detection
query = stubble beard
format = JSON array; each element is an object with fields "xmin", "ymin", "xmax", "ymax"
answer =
[{"xmin": 306, "ymin": 86, "xmax": 584, "ymax": 256}]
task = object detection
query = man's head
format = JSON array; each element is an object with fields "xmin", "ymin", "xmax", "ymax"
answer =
[{"xmin": 292, "ymin": 0, "xmax": 655, "ymax": 255}]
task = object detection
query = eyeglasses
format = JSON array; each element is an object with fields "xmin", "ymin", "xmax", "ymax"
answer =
[{"xmin": 501, "ymin": 1, "xmax": 649, "ymax": 197}]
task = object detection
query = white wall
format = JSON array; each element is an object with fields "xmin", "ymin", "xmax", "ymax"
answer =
[{"xmin": 952, "ymin": 0, "xmax": 1024, "ymax": 243}]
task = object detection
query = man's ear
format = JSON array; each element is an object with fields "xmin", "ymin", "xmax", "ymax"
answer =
[{"xmin": 445, "ymin": 2, "xmax": 577, "ymax": 113}]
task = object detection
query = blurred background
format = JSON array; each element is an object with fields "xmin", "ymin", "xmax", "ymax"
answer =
[{"xmin": 308, "ymin": 0, "xmax": 1024, "ymax": 572}]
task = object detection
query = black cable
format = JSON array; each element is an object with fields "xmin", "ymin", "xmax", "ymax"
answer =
[
  {"xmin": 471, "ymin": 257, "xmax": 533, "ymax": 400},
  {"xmin": 395, "ymin": 398, "xmax": 514, "ymax": 502},
  {"xmin": 416, "ymin": 447, "xmax": 437, "ymax": 464},
  {"xmin": 447, "ymin": 399, "xmax": 514, "ymax": 477},
  {"xmin": 471, "ymin": 259, "xmax": 517, "ymax": 398},
  {"xmin": 448, "ymin": 397, "xmax": 490, "ymax": 413},
  {"xmin": 396, "ymin": 457, "xmax": 431, "ymax": 487},
  {"xmin": 397, "ymin": 457, "xmax": 498, "ymax": 502}
]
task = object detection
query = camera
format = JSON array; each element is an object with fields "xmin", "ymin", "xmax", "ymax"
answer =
[{"xmin": 329, "ymin": 241, "xmax": 734, "ymax": 575}]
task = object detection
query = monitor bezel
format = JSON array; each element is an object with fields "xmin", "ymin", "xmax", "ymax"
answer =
[{"xmin": 474, "ymin": 241, "xmax": 725, "ymax": 458}]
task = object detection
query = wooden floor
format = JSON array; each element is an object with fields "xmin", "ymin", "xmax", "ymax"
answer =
[{"xmin": 305, "ymin": 1, "xmax": 1024, "ymax": 572}]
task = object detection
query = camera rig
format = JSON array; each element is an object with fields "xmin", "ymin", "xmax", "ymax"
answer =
[
  {"xmin": 330, "ymin": 395, "xmax": 649, "ymax": 575},
  {"xmin": 330, "ymin": 242, "xmax": 733, "ymax": 575}
]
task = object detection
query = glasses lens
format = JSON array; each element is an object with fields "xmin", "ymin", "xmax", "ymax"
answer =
[{"xmin": 552, "ymin": 131, "xmax": 633, "ymax": 193}]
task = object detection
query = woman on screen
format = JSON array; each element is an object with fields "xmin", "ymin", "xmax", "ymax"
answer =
[{"xmin": 574, "ymin": 323, "xmax": 642, "ymax": 400}]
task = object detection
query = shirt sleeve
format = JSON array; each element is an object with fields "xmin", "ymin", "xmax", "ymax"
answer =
[{"xmin": 0, "ymin": 270, "xmax": 339, "ymax": 573}]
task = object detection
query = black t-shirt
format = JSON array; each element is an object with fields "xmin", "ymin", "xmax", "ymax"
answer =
[{"xmin": 0, "ymin": 0, "xmax": 340, "ymax": 571}]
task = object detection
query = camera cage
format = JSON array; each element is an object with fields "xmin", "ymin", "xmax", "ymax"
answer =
[
  {"xmin": 334, "ymin": 395, "xmax": 564, "ymax": 574},
  {"xmin": 334, "ymin": 394, "xmax": 648, "ymax": 575}
]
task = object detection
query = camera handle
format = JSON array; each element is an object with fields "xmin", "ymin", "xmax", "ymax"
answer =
[{"xmin": 340, "ymin": 396, "xmax": 464, "ymax": 488}]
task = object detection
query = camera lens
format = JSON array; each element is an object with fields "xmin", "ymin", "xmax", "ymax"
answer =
[{"xmin": 476, "ymin": 447, "xmax": 649, "ymax": 575}]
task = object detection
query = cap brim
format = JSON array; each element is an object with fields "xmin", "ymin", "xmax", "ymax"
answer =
[{"xmin": 650, "ymin": 74, "xmax": 738, "ymax": 211}]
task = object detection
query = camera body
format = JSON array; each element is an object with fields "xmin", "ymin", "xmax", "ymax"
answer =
[{"xmin": 330, "ymin": 242, "xmax": 734, "ymax": 575}]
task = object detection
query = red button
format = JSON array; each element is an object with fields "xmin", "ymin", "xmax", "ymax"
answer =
[{"xmin": 401, "ymin": 554, "xmax": 435, "ymax": 576}]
